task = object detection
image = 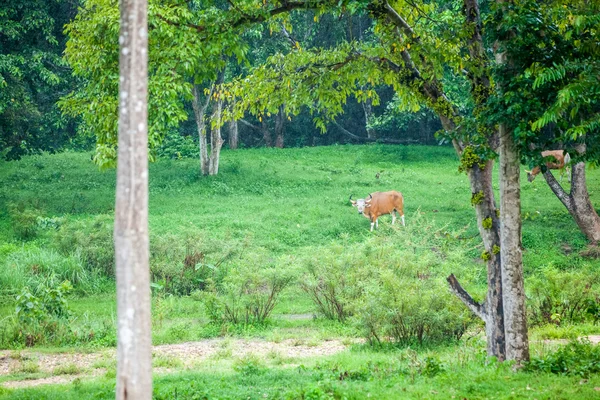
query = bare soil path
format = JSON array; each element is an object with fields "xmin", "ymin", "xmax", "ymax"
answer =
[{"xmin": 0, "ymin": 337, "xmax": 348, "ymax": 389}]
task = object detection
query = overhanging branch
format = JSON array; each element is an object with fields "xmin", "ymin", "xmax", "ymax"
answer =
[{"xmin": 447, "ymin": 274, "xmax": 485, "ymax": 320}]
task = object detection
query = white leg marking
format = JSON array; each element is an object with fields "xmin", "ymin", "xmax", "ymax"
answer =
[
  {"xmin": 401, "ymin": 215, "xmax": 405, "ymax": 226},
  {"xmin": 370, "ymin": 222, "xmax": 374, "ymax": 231},
  {"xmin": 392, "ymin": 211, "xmax": 396, "ymax": 225},
  {"xmin": 375, "ymin": 218, "xmax": 379, "ymax": 229}
]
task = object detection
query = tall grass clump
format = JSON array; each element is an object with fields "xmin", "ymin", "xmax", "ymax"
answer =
[
  {"xmin": 0, "ymin": 247, "xmax": 103, "ymax": 296},
  {"xmin": 300, "ymin": 213, "xmax": 481, "ymax": 345}
]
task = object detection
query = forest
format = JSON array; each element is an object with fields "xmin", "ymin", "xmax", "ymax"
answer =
[{"xmin": 1, "ymin": 0, "xmax": 600, "ymax": 398}]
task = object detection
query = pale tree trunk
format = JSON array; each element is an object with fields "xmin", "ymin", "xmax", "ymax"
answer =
[
  {"xmin": 499, "ymin": 125, "xmax": 530, "ymax": 364},
  {"xmin": 208, "ymin": 96, "xmax": 223, "ymax": 175},
  {"xmin": 228, "ymin": 119, "xmax": 239, "ymax": 149},
  {"xmin": 192, "ymin": 84, "xmax": 213, "ymax": 176},
  {"xmin": 362, "ymin": 96, "xmax": 376, "ymax": 139},
  {"xmin": 274, "ymin": 105, "xmax": 285, "ymax": 148},
  {"xmin": 543, "ymin": 145, "xmax": 600, "ymax": 244},
  {"xmin": 115, "ymin": 0, "xmax": 152, "ymax": 398}
]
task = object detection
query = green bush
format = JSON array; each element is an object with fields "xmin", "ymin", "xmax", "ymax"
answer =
[
  {"xmin": 150, "ymin": 232, "xmax": 235, "ymax": 295},
  {"xmin": 53, "ymin": 215, "xmax": 114, "ymax": 277},
  {"xmin": 300, "ymin": 245, "xmax": 358, "ymax": 322},
  {"xmin": 15, "ymin": 280, "xmax": 73, "ymax": 323},
  {"xmin": 526, "ymin": 267, "xmax": 600, "ymax": 326},
  {"xmin": 7, "ymin": 203, "xmax": 41, "ymax": 240},
  {"xmin": 156, "ymin": 132, "xmax": 198, "ymax": 159},
  {"xmin": 203, "ymin": 263, "xmax": 296, "ymax": 325},
  {"xmin": 353, "ymin": 267, "xmax": 474, "ymax": 345},
  {"xmin": 3, "ymin": 280, "xmax": 73, "ymax": 347},
  {"xmin": 524, "ymin": 339, "xmax": 600, "ymax": 378},
  {"xmin": 300, "ymin": 216, "xmax": 479, "ymax": 346}
]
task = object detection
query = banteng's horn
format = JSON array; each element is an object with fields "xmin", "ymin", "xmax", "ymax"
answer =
[{"xmin": 349, "ymin": 194, "xmax": 353, "ymax": 201}]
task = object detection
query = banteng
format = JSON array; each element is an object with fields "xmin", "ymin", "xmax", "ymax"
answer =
[
  {"xmin": 526, "ymin": 150, "xmax": 571, "ymax": 183},
  {"xmin": 350, "ymin": 191, "xmax": 405, "ymax": 231}
]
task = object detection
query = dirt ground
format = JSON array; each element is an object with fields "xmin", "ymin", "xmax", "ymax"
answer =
[{"xmin": 0, "ymin": 337, "xmax": 349, "ymax": 389}]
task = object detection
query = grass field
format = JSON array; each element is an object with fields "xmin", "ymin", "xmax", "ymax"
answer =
[{"xmin": 1, "ymin": 144, "xmax": 600, "ymax": 398}]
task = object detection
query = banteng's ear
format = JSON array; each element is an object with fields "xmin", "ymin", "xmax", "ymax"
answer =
[{"xmin": 350, "ymin": 200, "xmax": 357, "ymax": 206}]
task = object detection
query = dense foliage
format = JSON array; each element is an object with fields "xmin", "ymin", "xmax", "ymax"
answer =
[{"xmin": 0, "ymin": 0, "xmax": 79, "ymax": 160}]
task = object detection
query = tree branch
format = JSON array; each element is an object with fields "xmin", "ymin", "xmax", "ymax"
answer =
[
  {"xmin": 447, "ymin": 274, "xmax": 485, "ymax": 320},
  {"xmin": 332, "ymin": 120, "xmax": 419, "ymax": 145},
  {"xmin": 542, "ymin": 170, "xmax": 573, "ymax": 210}
]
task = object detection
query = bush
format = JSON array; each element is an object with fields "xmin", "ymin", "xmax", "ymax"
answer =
[
  {"xmin": 150, "ymin": 232, "xmax": 235, "ymax": 295},
  {"xmin": 526, "ymin": 267, "xmax": 600, "ymax": 326},
  {"xmin": 203, "ymin": 264, "xmax": 296, "ymax": 325},
  {"xmin": 524, "ymin": 339, "xmax": 600, "ymax": 377},
  {"xmin": 7, "ymin": 203, "xmax": 41, "ymax": 240},
  {"xmin": 156, "ymin": 132, "xmax": 198, "ymax": 159},
  {"xmin": 300, "ymin": 245, "xmax": 358, "ymax": 322},
  {"xmin": 353, "ymin": 266, "xmax": 475, "ymax": 345},
  {"xmin": 300, "ymin": 216, "xmax": 479, "ymax": 346},
  {"xmin": 4, "ymin": 280, "xmax": 73, "ymax": 347},
  {"xmin": 53, "ymin": 215, "xmax": 114, "ymax": 277}
]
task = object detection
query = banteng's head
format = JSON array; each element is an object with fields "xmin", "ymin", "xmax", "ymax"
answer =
[{"xmin": 349, "ymin": 194, "xmax": 372, "ymax": 215}]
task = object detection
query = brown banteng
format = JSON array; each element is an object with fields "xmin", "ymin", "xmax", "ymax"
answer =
[
  {"xmin": 350, "ymin": 191, "xmax": 405, "ymax": 231},
  {"xmin": 526, "ymin": 150, "xmax": 571, "ymax": 183}
]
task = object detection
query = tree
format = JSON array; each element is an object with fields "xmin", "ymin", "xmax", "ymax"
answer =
[
  {"xmin": 114, "ymin": 0, "xmax": 152, "ymax": 397},
  {"xmin": 61, "ymin": 0, "xmax": 246, "ymax": 169},
  {"xmin": 0, "ymin": 0, "xmax": 79, "ymax": 160},
  {"xmin": 502, "ymin": 0, "xmax": 600, "ymax": 244}
]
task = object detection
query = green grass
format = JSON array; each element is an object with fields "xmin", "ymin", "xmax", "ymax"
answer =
[
  {"xmin": 2, "ymin": 343, "xmax": 600, "ymax": 399},
  {"xmin": 1, "ymin": 145, "xmax": 600, "ymax": 397}
]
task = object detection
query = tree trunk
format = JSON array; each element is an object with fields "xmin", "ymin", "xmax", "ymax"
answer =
[
  {"xmin": 192, "ymin": 84, "xmax": 212, "ymax": 176},
  {"xmin": 543, "ymin": 160, "xmax": 600, "ymax": 244},
  {"xmin": 262, "ymin": 120, "xmax": 273, "ymax": 147},
  {"xmin": 361, "ymin": 96, "xmax": 376, "ymax": 139},
  {"xmin": 208, "ymin": 96, "xmax": 223, "ymax": 175},
  {"xmin": 444, "ymin": 133, "xmax": 505, "ymax": 361},
  {"xmin": 499, "ymin": 124, "xmax": 530, "ymax": 364},
  {"xmin": 228, "ymin": 120, "xmax": 239, "ymax": 150},
  {"xmin": 274, "ymin": 105, "xmax": 285, "ymax": 148},
  {"xmin": 115, "ymin": 0, "xmax": 152, "ymax": 398}
]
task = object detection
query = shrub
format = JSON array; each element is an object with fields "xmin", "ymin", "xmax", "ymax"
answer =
[
  {"xmin": 524, "ymin": 339, "xmax": 600, "ymax": 377},
  {"xmin": 15, "ymin": 280, "xmax": 73, "ymax": 323},
  {"xmin": 150, "ymin": 232, "xmax": 235, "ymax": 295},
  {"xmin": 203, "ymin": 264, "xmax": 295, "ymax": 325},
  {"xmin": 300, "ymin": 245, "xmax": 358, "ymax": 322},
  {"xmin": 353, "ymin": 267, "xmax": 474, "ymax": 345},
  {"xmin": 156, "ymin": 132, "xmax": 198, "ymax": 159},
  {"xmin": 526, "ymin": 267, "xmax": 600, "ymax": 326},
  {"xmin": 7, "ymin": 203, "xmax": 41, "ymax": 240},
  {"xmin": 53, "ymin": 215, "xmax": 114, "ymax": 277},
  {"xmin": 301, "ymin": 216, "xmax": 479, "ymax": 346}
]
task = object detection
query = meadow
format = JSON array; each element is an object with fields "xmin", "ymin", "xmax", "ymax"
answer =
[{"xmin": 1, "ymin": 144, "xmax": 600, "ymax": 398}]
